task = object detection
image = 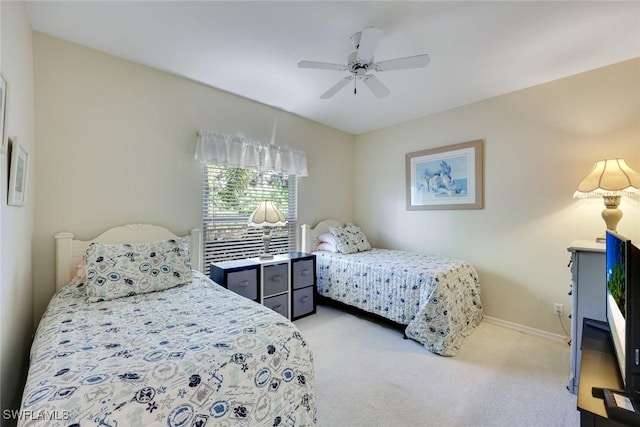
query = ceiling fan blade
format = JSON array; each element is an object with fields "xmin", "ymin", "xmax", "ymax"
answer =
[
  {"xmin": 363, "ymin": 75, "xmax": 390, "ymax": 99},
  {"xmin": 374, "ymin": 54, "xmax": 430, "ymax": 72},
  {"xmin": 320, "ymin": 76, "xmax": 353, "ymax": 99},
  {"xmin": 356, "ymin": 27, "xmax": 383, "ymax": 62},
  {"xmin": 298, "ymin": 60, "xmax": 347, "ymax": 71}
]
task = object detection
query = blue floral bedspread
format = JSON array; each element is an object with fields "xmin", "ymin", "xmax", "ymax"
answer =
[
  {"xmin": 315, "ymin": 248, "xmax": 482, "ymax": 356},
  {"xmin": 19, "ymin": 271, "xmax": 316, "ymax": 426}
]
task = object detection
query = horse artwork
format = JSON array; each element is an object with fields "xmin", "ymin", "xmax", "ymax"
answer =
[{"xmin": 406, "ymin": 140, "xmax": 484, "ymax": 210}]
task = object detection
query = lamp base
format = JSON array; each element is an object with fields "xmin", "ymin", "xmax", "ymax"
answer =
[
  {"xmin": 596, "ymin": 196, "xmax": 623, "ymax": 243},
  {"xmin": 601, "ymin": 196, "xmax": 622, "ymax": 232},
  {"xmin": 260, "ymin": 228, "xmax": 273, "ymax": 260}
]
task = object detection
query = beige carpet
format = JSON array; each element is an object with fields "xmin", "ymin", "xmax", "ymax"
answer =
[{"xmin": 295, "ymin": 304, "xmax": 580, "ymax": 427}]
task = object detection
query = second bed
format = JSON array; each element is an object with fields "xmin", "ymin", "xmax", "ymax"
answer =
[{"xmin": 301, "ymin": 220, "xmax": 482, "ymax": 356}]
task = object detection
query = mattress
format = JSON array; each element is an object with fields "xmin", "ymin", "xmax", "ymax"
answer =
[
  {"xmin": 315, "ymin": 248, "xmax": 482, "ymax": 356},
  {"xmin": 19, "ymin": 271, "xmax": 316, "ymax": 426}
]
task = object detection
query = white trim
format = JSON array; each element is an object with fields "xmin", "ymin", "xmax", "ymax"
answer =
[{"xmin": 482, "ymin": 315, "xmax": 569, "ymax": 344}]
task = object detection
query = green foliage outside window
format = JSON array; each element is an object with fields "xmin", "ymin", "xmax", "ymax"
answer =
[{"xmin": 205, "ymin": 166, "xmax": 290, "ymax": 220}]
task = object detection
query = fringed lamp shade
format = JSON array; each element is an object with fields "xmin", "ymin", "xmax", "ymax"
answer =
[
  {"xmin": 574, "ymin": 159, "xmax": 640, "ymax": 241},
  {"xmin": 248, "ymin": 201, "xmax": 287, "ymax": 259},
  {"xmin": 248, "ymin": 201, "xmax": 287, "ymax": 227},
  {"xmin": 574, "ymin": 159, "xmax": 640, "ymax": 197}
]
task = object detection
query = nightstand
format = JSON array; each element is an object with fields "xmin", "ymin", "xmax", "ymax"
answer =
[
  {"xmin": 210, "ymin": 252, "xmax": 316, "ymax": 320},
  {"xmin": 281, "ymin": 252, "xmax": 317, "ymax": 320}
]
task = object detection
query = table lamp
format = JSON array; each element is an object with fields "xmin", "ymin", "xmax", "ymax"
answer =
[
  {"xmin": 574, "ymin": 158, "xmax": 640, "ymax": 242},
  {"xmin": 248, "ymin": 201, "xmax": 287, "ymax": 259}
]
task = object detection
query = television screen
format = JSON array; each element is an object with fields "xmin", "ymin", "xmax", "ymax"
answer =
[{"xmin": 606, "ymin": 231, "xmax": 628, "ymax": 386}]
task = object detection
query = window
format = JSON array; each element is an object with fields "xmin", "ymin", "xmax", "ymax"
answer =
[{"xmin": 203, "ymin": 164, "xmax": 298, "ymax": 274}]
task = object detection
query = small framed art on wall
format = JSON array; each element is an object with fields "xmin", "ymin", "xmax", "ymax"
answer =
[{"xmin": 8, "ymin": 137, "xmax": 29, "ymax": 207}]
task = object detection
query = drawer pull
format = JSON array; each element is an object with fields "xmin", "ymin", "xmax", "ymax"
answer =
[
  {"xmin": 300, "ymin": 296, "xmax": 309, "ymax": 303},
  {"xmin": 272, "ymin": 304, "xmax": 282, "ymax": 310},
  {"xmin": 239, "ymin": 280, "xmax": 249, "ymax": 287},
  {"xmin": 271, "ymin": 275, "xmax": 283, "ymax": 281},
  {"xmin": 300, "ymin": 269, "xmax": 309, "ymax": 276}
]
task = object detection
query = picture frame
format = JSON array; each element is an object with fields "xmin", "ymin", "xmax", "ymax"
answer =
[
  {"xmin": 8, "ymin": 137, "xmax": 29, "ymax": 207},
  {"xmin": 406, "ymin": 139, "xmax": 484, "ymax": 210},
  {"xmin": 0, "ymin": 74, "xmax": 7, "ymax": 154}
]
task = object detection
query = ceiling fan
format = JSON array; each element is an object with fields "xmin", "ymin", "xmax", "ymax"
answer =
[{"xmin": 298, "ymin": 27, "xmax": 430, "ymax": 99}]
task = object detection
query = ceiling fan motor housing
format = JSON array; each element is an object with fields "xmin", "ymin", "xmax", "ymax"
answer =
[{"xmin": 347, "ymin": 51, "xmax": 372, "ymax": 75}]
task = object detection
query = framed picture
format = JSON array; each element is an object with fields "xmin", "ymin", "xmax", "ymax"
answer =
[
  {"xmin": 406, "ymin": 139, "xmax": 484, "ymax": 210},
  {"xmin": 8, "ymin": 137, "xmax": 29, "ymax": 206},
  {"xmin": 0, "ymin": 74, "xmax": 7, "ymax": 154}
]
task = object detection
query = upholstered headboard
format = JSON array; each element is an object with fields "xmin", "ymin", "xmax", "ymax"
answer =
[
  {"xmin": 300, "ymin": 219, "xmax": 343, "ymax": 253},
  {"xmin": 54, "ymin": 224, "xmax": 202, "ymax": 291}
]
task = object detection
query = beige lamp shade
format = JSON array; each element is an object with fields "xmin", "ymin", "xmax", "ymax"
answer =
[
  {"xmin": 248, "ymin": 201, "xmax": 287, "ymax": 227},
  {"xmin": 248, "ymin": 201, "xmax": 287, "ymax": 259},
  {"xmin": 574, "ymin": 158, "xmax": 640, "ymax": 241},
  {"xmin": 574, "ymin": 159, "xmax": 640, "ymax": 198}
]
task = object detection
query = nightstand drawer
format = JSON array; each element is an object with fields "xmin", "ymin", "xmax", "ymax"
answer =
[
  {"xmin": 292, "ymin": 286, "xmax": 315, "ymax": 319},
  {"xmin": 263, "ymin": 263, "xmax": 288, "ymax": 296},
  {"xmin": 292, "ymin": 259, "xmax": 314, "ymax": 289},
  {"xmin": 264, "ymin": 294, "xmax": 289, "ymax": 318},
  {"xmin": 227, "ymin": 269, "xmax": 258, "ymax": 300}
]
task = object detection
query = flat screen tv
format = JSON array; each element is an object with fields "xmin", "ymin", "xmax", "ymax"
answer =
[{"xmin": 606, "ymin": 230, "xmax": 640, "ymax": 395}]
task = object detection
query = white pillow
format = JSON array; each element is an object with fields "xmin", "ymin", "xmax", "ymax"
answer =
[
  {"xmin": 318, "ymin": 233, "xmax": 336, "ymax": 245},
  {"xmin": 317, "ymin": 242, "xmax": 338, "ymax": 253}
]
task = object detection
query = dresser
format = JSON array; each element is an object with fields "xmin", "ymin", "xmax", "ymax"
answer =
[
  {"xmin": 567, "ymin": 240, "xmax": 606, "ymax": 394},
  {"xmin": 210, "ymin": 252, "xmax": 316, "ymax": 321}
]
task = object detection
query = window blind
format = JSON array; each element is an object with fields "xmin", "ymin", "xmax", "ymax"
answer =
[{"xmin": 202, "ymin": 165, "xmax": 297, "ymax": 274}]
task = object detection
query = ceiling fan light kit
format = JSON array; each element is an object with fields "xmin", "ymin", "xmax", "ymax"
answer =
[{"xmin": 298, "ymin": 26, "xmax": 430, "ymax": 99}]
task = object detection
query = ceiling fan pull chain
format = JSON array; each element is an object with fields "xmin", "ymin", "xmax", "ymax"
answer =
[{"xmin": 354, "ymin": 78, "xmax": 357, "ymax": 95}]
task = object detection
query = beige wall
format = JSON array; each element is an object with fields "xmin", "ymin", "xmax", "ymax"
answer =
[
  {"xmin": 354, "ymin": 58, "xmax": 640, "ymax": 336},
  {"xmin": 0, "ymin": 1, "xmax": 35, "ymax": 414},
  {"xmin": 32, "ymin": 33, "xmax": 355, "ymax": 324}
]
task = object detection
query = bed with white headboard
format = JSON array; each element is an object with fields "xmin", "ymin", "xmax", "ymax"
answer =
[
  {"xmin": 20, "ymin": 223, "xmax": 316, "ymax": 426},
  {"xmin": 54, "ymin": 223, "xmax": 203, "ymax": 291},
  {"xmin": 301, "ymin": 219, "xmax": 483, "ymax": 356}
]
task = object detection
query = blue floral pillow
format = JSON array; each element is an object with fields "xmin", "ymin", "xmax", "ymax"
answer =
[
  {"xmin": 84, "ymin": 238, "xmax": 192, "ymax": 302},
  {"xmin": 329, "ymin": 225, "xmax": 371, "ymax": 254}
]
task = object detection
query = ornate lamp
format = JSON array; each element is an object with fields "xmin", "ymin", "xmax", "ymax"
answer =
[
  {"xmin": 574, "ymin": 158, "xmax": 640, "ymax": 242},
  {"xmin": 248, "ymin": 201, "xmax": 287, "ymax": 259}
]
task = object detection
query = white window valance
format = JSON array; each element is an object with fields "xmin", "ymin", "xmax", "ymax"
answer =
[{"xmin": 195, "ymin": 130, "xmax": 308, "ymax": 177}]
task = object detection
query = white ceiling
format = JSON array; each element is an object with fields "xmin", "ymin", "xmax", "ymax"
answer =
[{"xmin": 25, "ymin": 1, "xmax": 640, "ymax": 135}]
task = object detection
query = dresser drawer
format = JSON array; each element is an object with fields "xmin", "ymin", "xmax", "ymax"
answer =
[
  {"xmin": 263, "ymin": 263, "xmax": 288, "ymax": 296},
  {"xmin": 292, "ymin": 259, "xmax": 314, "ymax": 289},
  {"xmin": 264, "ymin": 293, "xmax": 289, "ymax": 318},
  {"xmin": 292, "ymin": 286, "xmax": 315, "ymax": 319},
  {"xmin": 226, "ymin": 269, "xmax": 258, "ymax": 300}
]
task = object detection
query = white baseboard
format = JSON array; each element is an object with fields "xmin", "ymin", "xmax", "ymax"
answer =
[{"xmin": 482, "ymin": 315, "xmax": 569, "ymax": 344}]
